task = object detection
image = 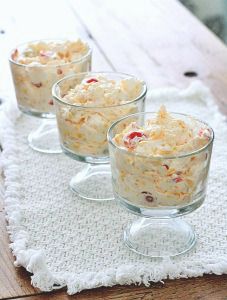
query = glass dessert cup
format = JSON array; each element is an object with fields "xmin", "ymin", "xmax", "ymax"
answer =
[
  {"xmin": 9, "ymin": 39, "xmax": 92, "ymax": 153},
  {"xmin": 52, "ymin": 72, "xmax": 147, "ymax": 200},
  {"xmin": 108, "ymin": 112, "xmax": 214, "ymax": 257}
]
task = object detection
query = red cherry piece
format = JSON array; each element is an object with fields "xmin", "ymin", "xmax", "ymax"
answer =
[
  {"xmin": 124, "ymin": 131, "xmax": 146, "ymax": 148},
  {"xmin": 163, "ymin": 164, "xmax": 169, "ymax": 170},
  {"xmin": 142, "ymin": 191, "xmax": 154, "ymax": 202},
  {"xmin": 173, "ymin": 177, "xmax": 183, "ymax": 183},
  {"xmin": 39, "ymin": 50, "xmax": 53, "ymax": 57},
  {"xmin": 86, "ymin": 78, "xmax": 98, "ymax": 84},
  {"xmin": 145, "ymin": 195, "xmax": 154, "ymax": 202},
  {"xmin": 48, "ymin": 99, "xmax": 54, "ymax": 105},
  {"xmin": 57, "ymin": 68, "xmax": 63, "ymax": 75},
  {"xmin": 32, "ymin": 82, "xmax": 42, "ymax": 88},
  {"xmin": 128, "ymin": 131, "xmax": 143, "ymax": 140},
  {"xmin": 12, "ymin": 49, "xmax": 18, "ymax": 60},
  {"xmin": 198, "ymin": 129, "xmax": 204, "ymax": 137},
  {"xmin": 198, "ymin": 128, "xmax": 210, "ymax": 140}
]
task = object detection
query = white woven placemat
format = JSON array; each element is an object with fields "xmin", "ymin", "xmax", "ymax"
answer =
[{"xmin": 0, "ymin": 81, "xmax": 227, "ymax": 295}]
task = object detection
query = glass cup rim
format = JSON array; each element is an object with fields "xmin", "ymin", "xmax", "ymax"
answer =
[
  {"xmin": 107, "ymin": 111, "xmax": 214, "ymax": 160},
  {"xmin": 8, "ymin": 38, "xmax": 92, "ymax": 68},
  {"xmin": 52, "ymin": 71, "xmax": 147, "ymax": 109}
]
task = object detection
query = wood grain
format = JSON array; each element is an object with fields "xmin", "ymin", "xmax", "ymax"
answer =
[
  {"xmin": 0, "ymin": 213, "xmax": 39, "ymax": 299},
  {"xmin": 70, "ymin": 0, "xmax": 227, "ymax": 113},
  {"xmin": 0, "ymin": 0, "xmax": 227, "ymax": 299},
  {"xmin": 7, "ymin": 275, "xmax": 227, "ymax": 300}
]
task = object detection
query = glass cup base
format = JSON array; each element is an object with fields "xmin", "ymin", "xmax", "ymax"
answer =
[
  {"xmin": 28, "ymin": 119, "xmax": 62, "ymax": 154},
  {"xmin": 70, "ymin": 164, "xmax": 114, "ymax": 201},
  {"xmin": 19, "ymin": 105, "xmax": 55, "ymax": 119},
  {"xmin": 124, "ymin": 218, "xmax": 196, "ymax": 257}
]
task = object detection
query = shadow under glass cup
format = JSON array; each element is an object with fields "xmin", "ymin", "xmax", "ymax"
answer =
[
  {"xmin": 52, "ymin": 72, "xmax": 147, "ymax": 201},
  {"xmin": 108, "ymin": 112, "xmax": 214, "ymax": 257},
  {"xmin": 9, "ymin": 39, "xmax": 92, "ymax": 154}
]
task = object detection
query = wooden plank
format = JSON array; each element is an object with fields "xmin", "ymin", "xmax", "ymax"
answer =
[
  {"xmin": 0, "ymin": 212, "xmax": 39, "ymax": 299},
  {"xmin": 8, "ymin": 275, "xmax": 227, "ymax": 300},
  {"xmin": 70, "ymin": 0, "xmax": 227, "ymax": 113}
]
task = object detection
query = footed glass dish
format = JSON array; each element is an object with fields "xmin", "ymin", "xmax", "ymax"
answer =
[
  {"xmin": 108, "ymin": 111, "xmax": 214, "ymax": 257},
  {"xmin": 9, "ymin": 39, "xmax": 92, "ymax": 153},
  {"xmin": 52, "ymin": 72, "xmax": 147, "ymax": 200}
]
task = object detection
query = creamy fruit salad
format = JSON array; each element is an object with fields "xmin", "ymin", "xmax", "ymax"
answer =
[
  {"xmin": 109, "ymin": 106, "xmax": 213, "ymax": 207},
  {"xmin": 54, "ymin": 74, "xmax": 145, "ymax": 158},
  {"xmin": 10, "ymin": 40, "xmax": 91, "ymax": 116}
]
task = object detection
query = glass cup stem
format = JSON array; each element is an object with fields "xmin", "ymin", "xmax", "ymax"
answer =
[
  {"xmin": 69, "ymin": 163, "xmax": 114, "ymax": 201},
  {"xmin": 124, "ymin": 217, "xmax": 196, "ymax": 257},
  {"xmin": 28, "ymin": 118, "xmax": 62, "ymax": 154}
]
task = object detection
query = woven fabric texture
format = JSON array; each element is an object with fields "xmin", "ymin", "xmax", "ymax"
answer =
[{"xmin": 0, "ymin": 81, "xmax": 227, "ymax": 294}]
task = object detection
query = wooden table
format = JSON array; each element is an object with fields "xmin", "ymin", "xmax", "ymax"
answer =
[{"xmin": 1, "ymin": 0, "xmax": 227, "ymax": 299}]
